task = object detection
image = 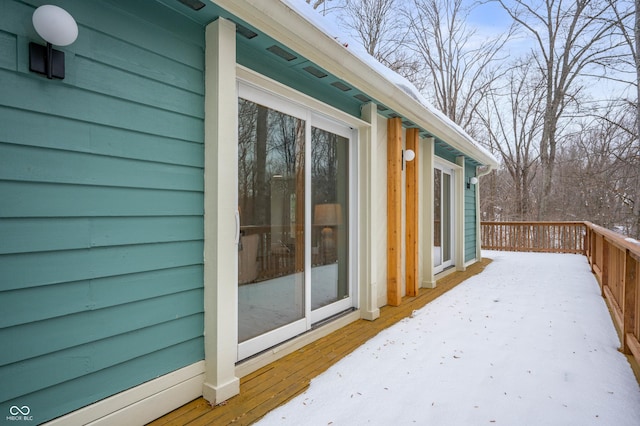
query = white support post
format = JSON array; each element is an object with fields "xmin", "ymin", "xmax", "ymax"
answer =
[
  {"xmin": 455, "ymin": 156, "xmax": 466, "ymax": 271},
  {"xmin": 421, "ymin": 137, "xmax": 436, "ymax": 288},
  {"xmin": 475, "ymin": 167, "xmax": 483, "ymax": 261},
  {"xmin": 359, "ymin": 102, "xmax": 380, "ymax": 320},
  {"xmin": 202, "ymin": 17, "xmax": 240, "ymax": 405}
]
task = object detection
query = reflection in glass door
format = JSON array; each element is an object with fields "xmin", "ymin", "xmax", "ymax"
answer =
[
  {"xmin": 311, "ymin": 126, "xmax": 349, "ymax": 319},
  {"xmin": 236, "ymin": 93, "xmax": 353, "ymax": 360},
  {"xmin": 237, "ymin": 99, "xmax": 306, "ymax": 357},
  {"xmin": 434, "ymin": 166, "xmax": 453, "ymax": 272}
]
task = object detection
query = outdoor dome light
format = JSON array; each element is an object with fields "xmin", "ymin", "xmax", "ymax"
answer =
[
  {"xmin": 467, "ymin": 176, "xmax": 479, "ymax": 189},
  {"xmin": 402, "ymin": 148, "xmax": 416, "ymax": 171},
  {"xmin": 29, "ymin": 5, "xmax": 78, "ymax": 79},
  {"xmin": 33, "ymin": 5, "xmax": 78, "ymax": 46},
  {"xmin": 404, "ymin": 149, "xmax": 416, "ymax": 162}
]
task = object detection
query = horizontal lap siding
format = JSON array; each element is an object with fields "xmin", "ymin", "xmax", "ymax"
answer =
[
  {"xmin": 0, "ymin": 0, "xmax": 205, "ymax": 423},
  {"xmin": 464, "ymin": 162, "xmax": 477, "ymax": 262}
]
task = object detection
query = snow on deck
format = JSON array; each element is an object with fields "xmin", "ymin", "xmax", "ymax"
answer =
[{"xmin": 258, "ymin": 251, "xmax": 640, "ymax": 425}]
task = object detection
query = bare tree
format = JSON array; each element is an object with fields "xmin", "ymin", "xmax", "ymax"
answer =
[
  {"xmin": 304, "ymin": 0, "xmax": 344, "ymax": 15},
  {"xmin": 605, "ymin": 0, "xmax": 640, "ymax": 236},
  {"xmin": 407, "ymin": 0, "xmax": 513, "ymax": 131},
  {"xmin": 551, "ymin": 104, "xmax": 640, "ymax": 236},
  {"xmin": 332, "ymin": 0, "xmax": 421, "ymax": 81},
  {"xmin": 305, "ymin": 0, "xmax": 328, "ymax": 9},
  {"xmin": 479, "ymin": 57, "xmax": 545, "ymax": 219},
  {"xmin": 495, "ymin": 0, "xmax": 623, "ymax": 219}
]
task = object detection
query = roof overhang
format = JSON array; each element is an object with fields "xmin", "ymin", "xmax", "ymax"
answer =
[{"xmin": 211, "ymin": 0, "xmax": 498, "ymax": 168}]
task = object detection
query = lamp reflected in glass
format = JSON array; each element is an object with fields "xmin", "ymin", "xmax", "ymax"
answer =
[
  {"xmin": 29, "ymin": 5, "xmax": 78, "ymax": 79},
  {"xmin": 314, "ymin": 203, "xmax": 342, "ymax": 263}
]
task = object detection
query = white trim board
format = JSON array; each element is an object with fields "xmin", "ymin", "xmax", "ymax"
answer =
[{"xmin": 43, "ymin": 362, "xmax": 205, "ymax": 426}]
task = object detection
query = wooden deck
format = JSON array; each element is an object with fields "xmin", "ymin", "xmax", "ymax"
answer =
[{"xmin": 148, "ymin": 259, "xmax": 491, "ymax": 426}]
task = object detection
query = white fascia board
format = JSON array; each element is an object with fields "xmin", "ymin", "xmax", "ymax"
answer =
[{"xmin": 211, "ymin": 0, "xmax": 498, "ymax": 169}]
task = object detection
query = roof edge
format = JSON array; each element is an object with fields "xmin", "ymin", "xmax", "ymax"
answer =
[{"xmin": 211, "ymin": 0, "xmax": 498, "ymax": 168}]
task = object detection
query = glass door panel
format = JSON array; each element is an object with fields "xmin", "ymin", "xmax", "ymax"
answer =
[
  {"xmin": 311, "ymin": 127, "xmax": 349, "ymax": 312},
  {"xmin": 434, "ymin": 169, "xmax": 442, "ymax": 267},
  {"xmin": 237, "ymin": 98, "xmax": 305, "ymax": 346},
  {"xmin": 442, "ymin": 172, "xmax": 451, "ymax": 264},
  {"xmin": 434, "ymin": 165, "xmax": 453, "ymax": 272}
]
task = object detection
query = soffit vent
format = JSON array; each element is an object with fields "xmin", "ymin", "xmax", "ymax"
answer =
[
  {"xmin": 231, "ymin": 20, "xmax": 258, "ymax": 39},
  {"xmin": 176, "ymin": 0, "xmax": 205, "ymax": 11},
  {"xmin": 331, "ymin": 81, "xmax": 351, "ymax": 91},
  {"xmin": 303, "ymin": 66, "xmax": 328, "ymax": 78},
  {"xmin": 267, "ymin": 45, "xmax": 297, "ymax": 61}
]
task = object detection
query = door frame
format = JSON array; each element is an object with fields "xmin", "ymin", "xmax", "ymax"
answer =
[
  {"xmin": 236, "ymin": 71, "xmax": 359, "ymax": 361},
  {"xmin": 433, "ymin": 159, "xmax": 458, "ymax": 274}
]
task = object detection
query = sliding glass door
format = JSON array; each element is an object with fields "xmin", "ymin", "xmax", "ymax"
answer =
[
  {"xmin": 434, "ymin": 164, "xmax": 454, "ymax": 273},
  {"xmin": 237, "ymin": 99, "xmax": 306, "ymax": 356},
  {"xmin": 310, "ymin": 120, "xmax": 351, "ymax": 323},
  {"xmin": 236, "ymin": 85, "xmax": 353, "ymax": 360}
]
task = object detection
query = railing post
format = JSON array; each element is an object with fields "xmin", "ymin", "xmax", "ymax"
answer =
[
  {"xmin": 623, "ymin": 249, "xmax": 638, "ymax": 355},
  {"xmin": 602, "ymin": 239, "xmax": 609, "ymax": 297},
  {"xmin": 591, "ymin": 227, "xmax": 596, "ymax": 262},
  {"xmin": 584, "ymin": 224, "xmax": 589, "ymax": 258}
]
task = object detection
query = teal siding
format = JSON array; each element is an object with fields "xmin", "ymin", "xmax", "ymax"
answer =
[
  {"xmin": 464, "ymin": 161, "xmax": 477, "ymax": 262},
  {"xmin": 0, "ymin": 0, "xmax": 205, "ymax": 423},
  {"xmin": 434, "ymin": 145, "xmax": 458, "ymax": 164}
]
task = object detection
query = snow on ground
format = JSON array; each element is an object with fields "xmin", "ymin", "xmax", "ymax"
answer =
[{"xmin": 258, "ymin": 251, "xmax": 640, "ymax": 425}]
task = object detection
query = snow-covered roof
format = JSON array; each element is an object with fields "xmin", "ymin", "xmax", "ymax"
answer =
[
  {"xmin": 281, "ymin": 0, "xmax": 496, "ymax": 163},
  {"xmin": 213, "ymin": 0, "xmax": 498, "ymax": 168}
]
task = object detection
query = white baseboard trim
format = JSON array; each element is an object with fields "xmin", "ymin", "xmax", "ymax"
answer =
[
  {"xmin": 421, "ymin": 280, "xmax": 437, "ymax": 289},
  {"xmin": 464, "ymin": 258, "xmax": 479, "ymax": 268},
  {"xmin": 44, "ymin": 361, "xmax": 205, "ymax": 426},
  {"xmin": 202, "ymin": 377, "xmax": 240, "ymax": 406}
]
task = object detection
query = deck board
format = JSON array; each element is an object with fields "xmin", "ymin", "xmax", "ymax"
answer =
[{"xmin": 147, "ymin": 259, "xmax": 490, "ymax": 425}]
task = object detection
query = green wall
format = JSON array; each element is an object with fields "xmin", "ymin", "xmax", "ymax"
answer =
[
  {"xmin": 434, "ymin": 150, "xmax": 479, "ymax": 264},
  {"xmin": 464, "ymin": 160, "xmax": 478, "ymax": 262},
  {"xmin": 0, "ymin": 0, "xmax": 205, "ymax": 423}
]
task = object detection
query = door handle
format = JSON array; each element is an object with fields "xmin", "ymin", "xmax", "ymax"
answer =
[{"xmin": 235, "ymin": 210, "xmax": 241, "ymax": 245}]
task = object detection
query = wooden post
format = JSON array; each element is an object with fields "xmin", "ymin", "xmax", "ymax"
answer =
[
  {"xmin": 602, "ymin": 239, "xmax": 609, "ymax": 297},
  {"xmin": 387, "ymin": 117, "xmax": 402, "ymax": 306},
  {"xmin": 406, "ymin": 128, "xmax": 419, "ymax": 297},
  {"xmin": 623, "ymin": 249, "xmax": 638, "ymax": 354}
]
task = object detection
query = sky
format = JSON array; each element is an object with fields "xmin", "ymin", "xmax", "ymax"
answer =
[
  {"xmin": 314, "ymin": 0, "xmax": 633, "ymax": 103},
  {"xmin": 257, "ymin": 251, "xmax": 640, "ymax": 425},
  {"xmin": 467, "ymin": 1, "xmax": 513, "ymax": 29}
]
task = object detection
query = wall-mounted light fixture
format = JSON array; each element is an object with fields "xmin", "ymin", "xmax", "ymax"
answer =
[
  {"xmin": 467, "ymin": 176, "xmax": 479, "ymax": 189},
  {"xmin": 29, "ymin": 5, "xmax": 78, "ymax": 80},
  {"xmin": 402, "ymin": 149, "xmax": 415, "ymax": 170}
]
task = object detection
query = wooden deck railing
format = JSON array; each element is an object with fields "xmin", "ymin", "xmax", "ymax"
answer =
[
  {"xmin": 584, "ymin": 222, "xmax": 640, "ymax": 364},
  {"xmin": 481, "ymin": 221, "xmax": 640, "ymax": 368},
  {"xmin": 481, "ymin": 221, "xmax": 587, "ymax": 254}
]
